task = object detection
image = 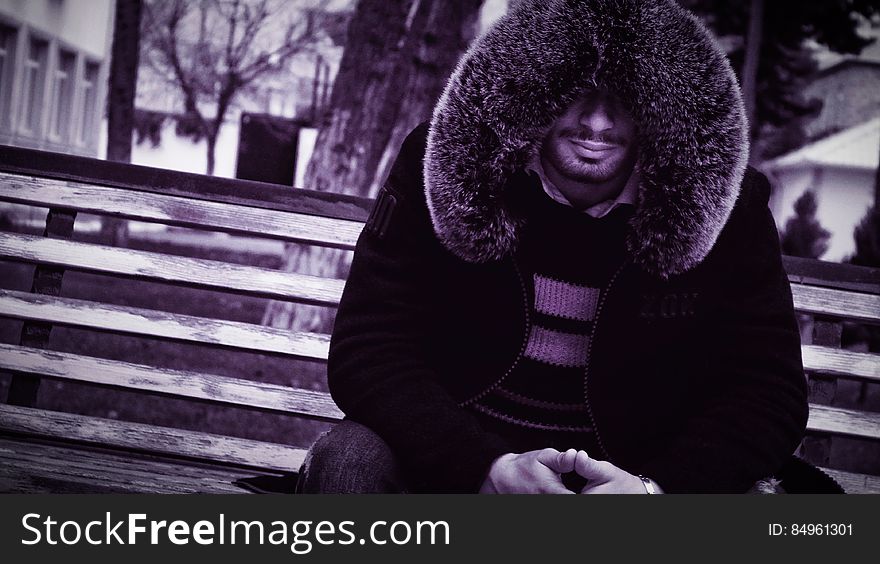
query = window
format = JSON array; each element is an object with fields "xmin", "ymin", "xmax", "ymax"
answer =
[
  {"xmin": 19, "ymin": 37, "xmax": 49, "ymax": 135},
  {"xmin": 78, "ymin": 61, "xmax": 98, "ymax": 145},
  {"xmin": 49, "ymin": 50, "xmax": 76, "ymax": 141},
  {"xmin": 0, "ymin": 24, "xmax": 17, "ymax": 130}
]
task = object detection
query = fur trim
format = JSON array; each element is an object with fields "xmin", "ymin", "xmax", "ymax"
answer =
[{"xmin": 424, "ymin": 0, "xmax": 749, "ymax": 278}]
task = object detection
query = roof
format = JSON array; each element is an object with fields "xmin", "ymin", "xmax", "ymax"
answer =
[
  {"xmin": 815, "ymin": 58, "xmax": 880, "ymax": 77},
  {"xmin": 765, "ymin": 117, "xmax": 880, "ymax": 172}
]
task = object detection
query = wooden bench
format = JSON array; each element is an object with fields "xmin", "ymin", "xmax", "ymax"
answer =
[{"xmin": 0, "ymin": 145, "xmax": 878, "ymax": 493}]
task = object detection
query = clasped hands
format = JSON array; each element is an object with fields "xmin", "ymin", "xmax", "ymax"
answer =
[{"xmin": 479, "ymin": 448, "xmax": 660, "ymax": 494}]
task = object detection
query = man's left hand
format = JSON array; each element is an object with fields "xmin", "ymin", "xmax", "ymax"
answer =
[{"xmin": 573, "ymin": 450, "xmax": 661, "ymax": 494}]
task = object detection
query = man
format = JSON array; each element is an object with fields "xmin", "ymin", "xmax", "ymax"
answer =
[{"xmin": 297, "ymin": 0, "xmax": 810, "ymax": 493}]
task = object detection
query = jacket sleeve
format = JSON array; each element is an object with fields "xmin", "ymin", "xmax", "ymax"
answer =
[
  {"xmin": 327, "ymin": 124, "xmax": 513, "ymax": 492},
  {"xmin": 638, "ymin": 169, "xmax": 809, "ymax": 493}
]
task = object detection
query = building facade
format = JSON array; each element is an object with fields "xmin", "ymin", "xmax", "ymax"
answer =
[
  {"xmin": 765, "ymin": 118, "xmax": 878, "ymax": 263},
  {"xmin": 804, "ymin": 60, "xmax": 880, "ymax": 142},
  {"xmin": 0, "ymin": 0, "xmax": 114, "ymax": 157}
]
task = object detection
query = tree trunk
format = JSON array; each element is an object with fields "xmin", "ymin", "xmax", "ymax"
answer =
[
  {"xmin": 104, "ymin": 0, "xmax": 143, "ymax": 246},
  {"xmin": 107, "ymin": 0, "xmax": 142, "ymax": 162},
  {"xmin": 874, "ymin": 140, "xmax": 879, "ymax": 207},
  {"xmin": 262, "ymin": 0, "xmax": 483, "ymax": 332},
  {"xmin": 742, "ymin": 0, "xmax": 763, "ymax": 145},
  {"xmin": 206, "ymin": 133, "xmax": 217, "ymax": 176}
]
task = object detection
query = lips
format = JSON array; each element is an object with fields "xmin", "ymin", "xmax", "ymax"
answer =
[{"xmin": 569, "ymin": 138, "xmax": 620, "ymax": 157}]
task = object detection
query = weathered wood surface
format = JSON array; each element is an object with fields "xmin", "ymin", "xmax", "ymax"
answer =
[
  {"xmin": 0, "ymin": 438, "xmax": 258, "ymax": 494},
  {"xmin": 0, "ymin": 145, "xmax": 373, "ymax": 223},
  {"xmin": 801, "ymin": 345, "xmax": 880, "ymax": 382},
  {"xmin": 7, "ymin": 204, "xmax": 78, "ymax": 408},
  {"xmin": 820, "ymin": 467, "xmax": 880, "ymax": 495},
  {"xmin": 1, "ymin": 435, "xmax": 877, "ymax": 494},
  {"xmin": 0, "ymin": 343, "xmax": 342, "ymax": 420},
  {"xmin": 0, "ymin": 172, "xmax": 363, "ymax": 249},
  {"xmin": 802, "ymin": 322, "xmax": 842, "ymax": 468},
  {"xmin": 0, "ymin": 289, "xmax": 330, "ymax": 360},
  {"xmin": 784, "ymin": 255, "xmax": 880, "ymax": 295},
  {"xmin": 0, "ymin": 404, "xmax": 307, "ymax": 473},
  {"xmin": 807, "ymin": 404, "xmax": 880, "ymax": 441},
  {"xmin": 790, "ymin": 284, "xmax": 880, "ymax": 324},
  {"xmin": 0, "ymin": 232, "xmax": 345, "ymax": 306}
]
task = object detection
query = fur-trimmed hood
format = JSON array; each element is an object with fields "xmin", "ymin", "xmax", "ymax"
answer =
[{"xmin": 424, "ymin": 0, "xmax": 749, "ymax": 279}]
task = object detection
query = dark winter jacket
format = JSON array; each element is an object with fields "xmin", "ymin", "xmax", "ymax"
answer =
[{"xmin": 327, "ymin": 0, "xmax": 809, "ymax": 493}]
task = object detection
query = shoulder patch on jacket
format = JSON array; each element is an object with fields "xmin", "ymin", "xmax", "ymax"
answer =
[{"xmin": 364, "ymin": 187, "xmax": 398, "ymax": 239}]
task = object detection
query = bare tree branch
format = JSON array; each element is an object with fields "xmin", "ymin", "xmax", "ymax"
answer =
[{"xmin": 140, "ymin": 0, "xmax": 329, "ymax": 174}]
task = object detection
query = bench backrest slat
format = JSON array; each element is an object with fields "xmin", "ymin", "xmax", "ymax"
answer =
[
  {"xmin": 801, "ymin": 345, "xmax": 880, "ymax": 382},
  {"xmin": 807, "ymin": 404, "xmax": 880, "ymax": 441},
  {"xmin": 783, "ymin": 255, "xmax": 880, "ymax": 295},
  {"xmin": 1, "ymin": 337, "xmax": 872, "ymax": 423},
  {"xmin": 0, "ymin": 343, "xmax": 343, "ymax": 420},
  {"xmin": 0, "ymin": 232, "xmax": 345, "ymax": 306},
  {"xmin": 790, "ymin": 284, "xmax": 880, "ymax": 325},
  {"xmin": 0, "ymin": 172, "xmax": 364, "ymax": 249},
  {"xmin": 7, "ymin": 286, "xmax": 873, "ymax": 380},
  {"xmin": 0, "ymin": 289, "xmax": 330, "ymax": 360},
  {"xmin": 0, "ymin": 145, "xmax": 372, "ymax": 223}
]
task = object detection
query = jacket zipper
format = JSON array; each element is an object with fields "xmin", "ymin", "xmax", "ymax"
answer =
[
  {"xmin": 583, "ymin": 260, "xmax": 629, "ymax": 461},
  {"xmin": 459, "ymin": 258, "xmax": 531, "ymax": 406}
]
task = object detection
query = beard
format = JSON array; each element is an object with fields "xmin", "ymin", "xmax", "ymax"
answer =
[{"xmin": 540, "ymin": 127, "xmax": 637, "ymax": 184}]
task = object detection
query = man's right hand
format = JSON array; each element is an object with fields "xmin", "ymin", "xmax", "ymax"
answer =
[{"xmin": 479, "ymin": 448, "xmax": 579, "ymax": 494}]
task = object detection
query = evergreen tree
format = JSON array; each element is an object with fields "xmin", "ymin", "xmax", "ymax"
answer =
[
  {"xmin": 850, "ymin": 205, "xmax": 880, "ymax": 267},
  {"xmin": 844, "ymin": 206, "xmax": 880, "ymax": 354},
  {"xmin": 780, "ymin": 190, "xmax": 831, "ymax": 259}
]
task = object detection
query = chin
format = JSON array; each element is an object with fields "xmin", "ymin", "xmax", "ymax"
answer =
[{"xmin": 560, "ymin": 158, "xmax": 625, "ymax": 184}]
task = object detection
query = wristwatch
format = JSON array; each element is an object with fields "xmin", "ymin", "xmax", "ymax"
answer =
[{"xmin": 637, "ymin": 475, "xmax": 658, "ymax": 494}]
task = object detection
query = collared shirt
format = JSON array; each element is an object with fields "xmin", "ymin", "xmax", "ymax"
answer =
[{"xmin": 527, "ymin": 154, "xmax": 640, "ymax": 217}]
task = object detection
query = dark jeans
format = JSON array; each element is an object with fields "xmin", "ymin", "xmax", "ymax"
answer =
[
  {"xmin": 296, "ymin": 420, "xmax": 410, "ymax": 493},
  {"xmin": 295, "ymin": 422, "xmax": 844, "ymax": 494},
  {"xmin": 296, "ymin": 420, "xmax": 589, "ymax": 493}
]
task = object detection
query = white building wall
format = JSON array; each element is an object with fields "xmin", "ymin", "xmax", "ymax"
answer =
[
  {"xmin": 0, "ymin": 0, "xmax": 113, "ymax": 59},
  {"xmin": 768, "ymin": 166, "xmax": 875, "ymax": 262},
  {"xmin": 0, "ymin": 0, "xmax": 114, "ymax": 156},
  {"xmin": 99, "ymin": 117, "xmax": 317, "ymax": 187},
  {"xmin": 99, "ymin": 118, "xmax": 240, "ymax": 179}
]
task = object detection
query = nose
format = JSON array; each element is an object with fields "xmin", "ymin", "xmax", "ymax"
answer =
[{"xmin": 579, "ymin": 94, "xmax": 615, "ymax": 133}]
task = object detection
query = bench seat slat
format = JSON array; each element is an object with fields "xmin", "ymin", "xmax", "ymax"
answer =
[
  {"xmin": 0, "ymin": 344, "xmax": 343, "ymax": 421},
  {"xmin": 0, "ymin": 289, "xmax": 330, "ymax": 359},
  {"xmin": 0, "ymin": 438, "xmax": 256, "ymax": 494},
  {"xmin": 0, "ymin": 404, "xmax": 307, "ymax": 473},
  {"xmin": 0, "ymin": 232, "xmax": 345, "ymax": 306},
  {"xmin": 0, "ymin": 402, "xmax": 875, "ymax": 490},
  {"xmin": 3, "ymin": 436, "xmax": 877, "ymax": 494},
  {"xmin": 802, "ymin": 345, "xmax": 880, "ymax": 382},
  {"xmin": 819, "ymin": 467, "xmax": 880, "ymax": 495},
  {"xmin": 807, "ymin": 404, "xmax": 880, "ymax": 441},
  {"xmin": 790, "ymin": 284, "xmax": 880, "ymax": 324},
  {"xmin": 0, "ymin": 172, "xmax": 364, "ymax": 248}
]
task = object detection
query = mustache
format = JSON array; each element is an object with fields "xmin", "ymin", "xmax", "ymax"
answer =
[{"xmin": 559, "ymin": 128, "xmax": 629, "ymax": 145}]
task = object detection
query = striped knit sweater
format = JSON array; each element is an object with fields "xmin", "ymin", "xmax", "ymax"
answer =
[{"xmin": 465, "ymin": 185, "xmax": 633, "ymax": 455}]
